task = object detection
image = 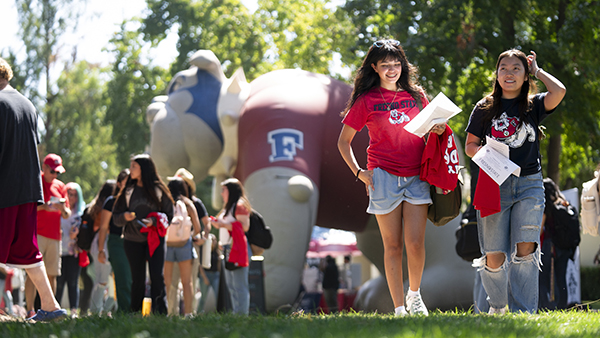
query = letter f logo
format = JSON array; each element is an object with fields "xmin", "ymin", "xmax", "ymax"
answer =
[{"xmin": 268, "ymin": 128, "xmax": 304, "ymax": 162}]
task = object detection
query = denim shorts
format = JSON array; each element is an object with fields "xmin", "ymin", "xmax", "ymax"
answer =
[
  {"xmin": 477, "ymin": 172, "xmax": 544, "ymax": 256},
  {"xmin": 367, "ymin": 168, "xmax": 432, "ymax": 215},
  {"xmin": 166, "ymin": 238, "xmax": 198, "ymax": 262}
]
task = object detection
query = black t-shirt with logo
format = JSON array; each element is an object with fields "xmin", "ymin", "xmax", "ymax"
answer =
[{"xmin": 466, "ymin": 93, "xmax": 554, "ymax": 176}]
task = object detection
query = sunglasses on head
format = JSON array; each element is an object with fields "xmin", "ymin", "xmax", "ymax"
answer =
[{"xmin": 373, "ymin": 39, "xmax": 400, "ymax": 48}]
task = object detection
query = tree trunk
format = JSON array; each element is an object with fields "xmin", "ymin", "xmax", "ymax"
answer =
[{"xmin": 546, "ymin": 134, "xmax": 561, "ymax": 185}]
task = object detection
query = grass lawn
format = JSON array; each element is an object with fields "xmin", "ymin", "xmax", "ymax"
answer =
[{"xmin": 1, "ymin": 310, "xmax": 599, "ymax": 338}]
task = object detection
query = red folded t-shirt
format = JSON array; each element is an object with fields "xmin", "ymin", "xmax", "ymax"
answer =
[{"xmin": 473, "ymin": 168, "xmax": 501, "ymax": 217}]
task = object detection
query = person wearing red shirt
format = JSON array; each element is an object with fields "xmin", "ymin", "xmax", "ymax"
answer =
[
  {"xmin": 24, "ymin": 153, "xmax": 71, "ymax": 315},
  {"xmin": 338, "ymin": 39, "xmax": 446, "ymax": 317}
]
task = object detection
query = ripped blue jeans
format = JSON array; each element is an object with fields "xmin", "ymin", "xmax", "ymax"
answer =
[{"xmin": 474, "ymin": 172, "xmax": 544, "ymax": 313}]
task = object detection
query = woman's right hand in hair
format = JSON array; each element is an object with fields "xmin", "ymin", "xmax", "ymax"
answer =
[{"xmin": 124, "ymin": 211, "xmax": 136, "ymax": 222}]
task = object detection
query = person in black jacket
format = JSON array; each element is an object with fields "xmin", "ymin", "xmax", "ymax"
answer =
[
  {"xmin": 112, "ymin": 154, "xmax": 174, "ymax": 314},
  {"xmin": 321, "ymin": 255, "xmax": 339, "ymax": 313},
  {"xmin": 539, "ymin": 178, "xmax": 574, "ymax": 310}
]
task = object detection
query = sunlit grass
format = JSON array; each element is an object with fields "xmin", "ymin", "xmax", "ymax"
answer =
[{"xmin": 1, "ymin": 309, "xmax": 599, "ymax": 338}]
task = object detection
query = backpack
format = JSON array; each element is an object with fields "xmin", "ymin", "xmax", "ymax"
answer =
[
  {"xmin": 550, "ymin": 202, "xmax": 581, "ymax": 250},
  {"xmin": 166, "ymin": 200, "xmax": 192, "ymax": 246},
  {"xmin": 455, "ymin": 204, "xmax": 481, "ymax": 262},
  {"xmin": 246, "ymin": 210, "xmax": 273, "ymax": 253},
  {"xmin": 77, "ymin": 206, "xmax": 97, "ymax": 251}
]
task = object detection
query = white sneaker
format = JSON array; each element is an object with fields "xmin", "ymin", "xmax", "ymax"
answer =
[
  {"xmin": 394, "ymin": 308, "xmax": 408, "ymax": 317},
  {"xmin": 405, "ymin": 293, "xmax": 429, "ymax": 316},
  {"xmin": 488, "ymin": 307, "xmax": 507, "ymax": 315}
]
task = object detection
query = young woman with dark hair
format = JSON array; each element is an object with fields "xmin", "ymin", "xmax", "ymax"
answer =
[
  {"xmin": 55, "ymin": 182, "xmax": 85, "ymax": 317},
  {"xmin": 539, "ymin": 178, "xmax": 573, "ymax": 310},
  {"xmin": 338, "ymin": 39, "xmax": 446, "ymax": 316},
  {"xmin": 465, "ymin": 50, "xmax": 566, "ymax": 314},
  {"xmin": 210, "ymin": 178, "xmax": 251, "ymax": 314},
  {"xmin": 164, "ymin": 177, "xmax": 203, "ymax": 316},
  {"xmin": 88, "ymin": 180, "xmax": 117, "ymax": 315},
  {"xmin": 112, "ymin": 154, "xmax": 174, "ymax": 314},
  {"xmin": 97, "ymin": 169, "xmax": 132, "ymax": 313}
]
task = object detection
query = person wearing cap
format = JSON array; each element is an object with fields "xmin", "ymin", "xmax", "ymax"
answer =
[
  {"xmin": 0, "ymin": 57, "xmax": 67, "ymax": 321},
  {"xmin": 24, "ymin": 153, "xmax": 71, "ymax": 316},
  {"xmin": 166, "ymin": 168, "xmax": 210, "ymax": 314}
]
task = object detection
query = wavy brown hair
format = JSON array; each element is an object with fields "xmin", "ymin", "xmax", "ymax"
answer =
[
  {"xmin": 0, "ymin": 58, "xmax": 13, "ymax": 81},
  {"xmin": 342, "ymin": 39, "xmax": 424, "ymax": 116}
]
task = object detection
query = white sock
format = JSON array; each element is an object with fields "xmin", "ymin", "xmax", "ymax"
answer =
[
  {"xmin": 395, "ymin": 306, "xmax": 407, "ymax": 315},
  {"xmin": 406, "ymin": 288, "xmax": 420, "ymax": 298}
]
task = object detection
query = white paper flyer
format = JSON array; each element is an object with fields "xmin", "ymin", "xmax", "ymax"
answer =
[
  {"xmin": 472, "ymin": 137, "xmax": 521, "ymax": 186},
  {"xmin": 404, "ymin": 92, "xmax": 462, "ymax": 137}
]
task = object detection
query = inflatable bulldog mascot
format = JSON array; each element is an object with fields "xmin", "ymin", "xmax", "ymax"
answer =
[{"xmin": 147, "ymin": 50, "xmax": 475, "ymax": 312}]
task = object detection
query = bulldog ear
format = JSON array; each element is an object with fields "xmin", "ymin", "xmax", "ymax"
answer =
[
  {"xmin": 189, "ymin": 50, "xmax": 226, "ymax": 82},
  {"xmin": 146, "ymin": 95, "xmax": 168, "ymax": 124},
  {"xmin": 227, "ymin": 67, "xmax": 248, "ymax": 94}
]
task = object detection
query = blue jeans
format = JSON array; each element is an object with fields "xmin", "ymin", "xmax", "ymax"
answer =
[
  {"xmin": 473, "ymin": 269, "xmax": 489, "ymax": 314},
  {"xmin": 198, "ymin": 270, "xmax": 220, "ymax": 312},
  {"xmin": 223, "ymin": 244, "xmax": 250, "ymax": 314},
  {"xmin": 475, "ymin": 172, "xmax": 544, "ymax": 313}
]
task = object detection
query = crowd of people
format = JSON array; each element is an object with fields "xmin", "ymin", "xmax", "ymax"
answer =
[
  {"xmin": 0, "ymin": 56, "xmax": 256, "ymax": 320},
  {"xmin": 0, "ymin": 35, "xmax": 586, "ymax": 321},
  {"xmin": 0, "ymin": 151, "xmax": 248, "ymax": 319}
]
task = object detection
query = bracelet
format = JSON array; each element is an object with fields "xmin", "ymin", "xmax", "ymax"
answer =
[
  {"xmin": 534, "ymin": 68, "xmax": 542, "ymax": 78},
  {"xmin": 355, "ymin": 168, "xmax": 362, "ymax": 182}
]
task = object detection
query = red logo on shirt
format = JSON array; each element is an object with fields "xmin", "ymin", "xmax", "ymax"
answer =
[
  {"xmin": 491, "ymin": 112, "xmax": 536, "ymax": 148},
  {"xmin": 491, "ymin": 113, "xmax": 519, "ymax": 138},
  {"xmin": 388, "ymin": 109, "xmax": 410, "ymax": 125}
]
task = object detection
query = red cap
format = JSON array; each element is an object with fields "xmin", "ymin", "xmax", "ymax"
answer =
[{"xmin": 43, "ymin": 153, "xmax": 66, "ymax": 173}]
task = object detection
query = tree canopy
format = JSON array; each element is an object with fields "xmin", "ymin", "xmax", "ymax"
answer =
[
  {"xmin": 3, "ymin": 0, "xmax": 599, "ymax": 198},
  {"xmin": 339, "ymin": 0, "xmax": 600, "ymax": 189}
]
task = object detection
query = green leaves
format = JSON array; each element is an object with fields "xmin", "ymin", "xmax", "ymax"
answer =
[
  {"xmin": 140, "ymin": 0, "xmax": 356, "ymax": 81},
  {"xmin": 340, "ymin": 0, "xmax": 600, "ymax": 188},
  {"xmin": 6, "ymin": 0, "xmax": 600, "ymax": 195},
  {"xmin": 44, "ymin": 61, "xmax": 119, "ymax": 202},
  {"xmin": 105, "ymin": 23, "xmax": 170, "ymax": 168}
]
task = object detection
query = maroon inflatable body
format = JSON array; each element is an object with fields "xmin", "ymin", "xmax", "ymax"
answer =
[{"xmin": 235, "ymin": 69, "xmax": 370, "ymax": 232}]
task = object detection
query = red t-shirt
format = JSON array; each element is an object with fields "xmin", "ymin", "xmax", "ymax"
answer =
[
  {"xmin": 37, "ymin": 174, "xmax": 69, "ymax": 240},
  {"xmin": 342, "ymin": 88, "xmax": 429, "ymax": 177},
  {"xmin": 420, "ymin": 127, "xmax": 460, "ymax": 191}
]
